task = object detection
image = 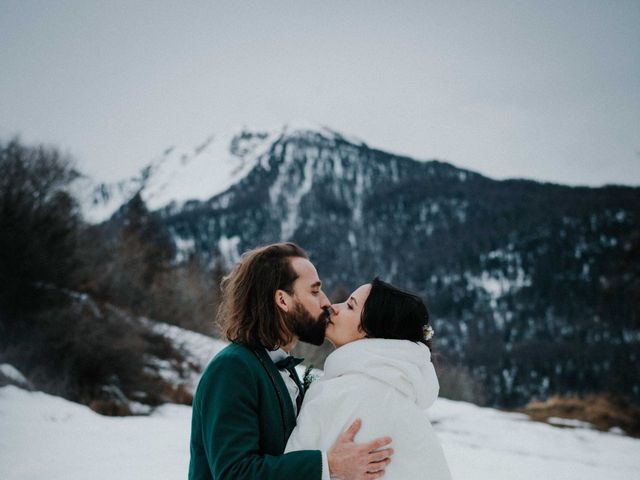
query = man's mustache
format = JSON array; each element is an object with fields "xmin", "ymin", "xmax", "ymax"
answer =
[{"xmin": 319, "ymin": 308, "xmax": 332, "ymax": 324}]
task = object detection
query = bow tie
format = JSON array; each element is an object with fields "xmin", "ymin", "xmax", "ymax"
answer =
[{"xmin": 275, "ymin": 356, "xmax": 304, "ymax": 370}]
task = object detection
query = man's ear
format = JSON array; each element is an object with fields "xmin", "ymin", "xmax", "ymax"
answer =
[{"xmin": 274, "ymin": 289, "xmax": 291, "ymax": 312}]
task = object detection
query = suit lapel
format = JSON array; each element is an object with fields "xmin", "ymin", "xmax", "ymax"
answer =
[{"xmin": 253, "ymin": 348, "xmax": 297, "ymax": 437}]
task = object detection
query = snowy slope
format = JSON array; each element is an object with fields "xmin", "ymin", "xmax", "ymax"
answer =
[
  {"xmin": 1, "ymin": 384, "xmax": 639, "ymax": 479},
  {"xmin": 140, "ymin": 318, "xmax": 228, "ymax": 394},
  {"xmin": 77, "ymin": 122, "xmax": 362, "ymax": 223}
]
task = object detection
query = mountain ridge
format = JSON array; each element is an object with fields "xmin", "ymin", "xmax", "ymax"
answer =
[
  {"xmin": 77, "ymin": 123, "xmax": 488, "ymax": 223},
  {"xmin": 87, "ymin": 124, "xmax": 640, "ymax": 407}
]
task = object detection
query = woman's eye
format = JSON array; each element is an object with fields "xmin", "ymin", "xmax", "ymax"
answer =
[{"xmin": 347, "ymin": 303, "xmax": 354, "ymax": 310}]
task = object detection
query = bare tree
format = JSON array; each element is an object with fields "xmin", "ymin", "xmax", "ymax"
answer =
[{"xmin": 0, "ymin": 138, "xmax": 80, "ymax": 320}]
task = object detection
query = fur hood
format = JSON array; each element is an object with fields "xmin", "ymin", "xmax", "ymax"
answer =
[{"xmin": 322, "ymin": 338, "xmax": 439, "ymax": 410}]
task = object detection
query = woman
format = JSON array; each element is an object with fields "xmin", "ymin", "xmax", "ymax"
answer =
[{"xmin": 286, "ymin": 278, "xmax": 452, "ymax": 479}]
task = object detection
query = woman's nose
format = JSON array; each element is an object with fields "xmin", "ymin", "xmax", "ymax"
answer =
[{"xmin": 323, "ymin": 302, "xmax": 336, "ymax": 316}]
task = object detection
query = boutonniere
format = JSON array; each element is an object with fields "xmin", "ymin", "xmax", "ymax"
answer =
[{"xmin": 302, "ymin": 365, "xmax": 320, "ymax": 391}]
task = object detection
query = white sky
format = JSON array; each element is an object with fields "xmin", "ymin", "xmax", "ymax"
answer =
[{"xmin": 1, "ymin": 0, "xmax": 639, "ymax": 186}]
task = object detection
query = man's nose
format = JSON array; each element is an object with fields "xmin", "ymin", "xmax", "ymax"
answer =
[{"xmin": 320, "ymin": 292, "xmax": 331, "ymax": 309}]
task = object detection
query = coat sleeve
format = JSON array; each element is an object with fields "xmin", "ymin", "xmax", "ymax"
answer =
[{"xmin": 197, "ymin": 354, "xmax": 323, "ymax": 480}]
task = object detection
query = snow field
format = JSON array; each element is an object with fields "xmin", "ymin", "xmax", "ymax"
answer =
[
  {"xmin": 2, "ymin": 384, "xmax": 639, "ymax": 480},
  {"xmin": 2, "ymin": 322, "xmax": 638, "ymax": 480}
]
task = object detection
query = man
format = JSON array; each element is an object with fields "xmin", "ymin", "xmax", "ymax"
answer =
[{"xmin": 189, "ymin": 242, "xmax": 393, "ymax": 479}]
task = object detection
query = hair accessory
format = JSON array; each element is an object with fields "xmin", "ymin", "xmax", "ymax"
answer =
[{"xmin": 422, "ymin": 324, "xmax": 434, "ymax": 341}]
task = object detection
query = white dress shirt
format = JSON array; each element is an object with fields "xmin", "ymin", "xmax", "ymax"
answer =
[{"xmin": 267, "ymin": 348, "xmax": 330, "ymax": 480}]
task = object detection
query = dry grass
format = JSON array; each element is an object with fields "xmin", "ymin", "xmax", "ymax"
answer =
[{"xmin": 521, "ymin": 394, "xmax": 640, "ymax": 437}]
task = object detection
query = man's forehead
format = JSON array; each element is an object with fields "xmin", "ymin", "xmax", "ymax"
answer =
[{"xmin": 291, "ymin": 257, "xmax": 320, "ymax": 284}]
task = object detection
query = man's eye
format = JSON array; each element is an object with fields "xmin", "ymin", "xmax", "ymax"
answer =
[{"xmin": 312, "ymin": 291, "xmax": 319, "ymax": 296}]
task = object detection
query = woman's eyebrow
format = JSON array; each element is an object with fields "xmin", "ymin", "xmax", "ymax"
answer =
[{"xmin": 350, "ymin": 296, "xmax": 358, "ymax": 306}]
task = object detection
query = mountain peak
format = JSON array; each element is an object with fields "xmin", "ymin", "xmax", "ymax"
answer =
[
  {"xmin": 77, "ymin": 123, "xmax": 370, "ymax": 222},
  {"xmin": 280, "ymin": 121, "xmax": 365, "ymax": 146},
  {"xmin": 234, "ymin": 121, "xmax": 365, "ymax": 146}
]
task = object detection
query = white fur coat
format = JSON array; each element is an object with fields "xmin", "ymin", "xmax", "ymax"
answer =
[{"xmin": 285, "ymin": 338, "xmax": 452, "ymax": 479}]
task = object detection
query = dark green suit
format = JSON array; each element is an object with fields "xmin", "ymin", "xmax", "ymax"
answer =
[{"xmin": 189, "ymin": 343, "xmax": 323, "ymax": 479}]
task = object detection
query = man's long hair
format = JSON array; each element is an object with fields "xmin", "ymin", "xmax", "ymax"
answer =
[{"xmin": 218, "ymin": 242, "xmax": 308, "ymax": 349}]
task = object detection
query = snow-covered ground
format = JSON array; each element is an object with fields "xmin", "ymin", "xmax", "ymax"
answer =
[
  {"xmin": 429, "ymin": 399, "xmax": 639, "ymax": 480},
  {"xmin": 1, "ymin": 384, "xmax": 638, "ymax": 480},
  {"xmin": 1, "ymin": 322, "xmax": 638, "ymax": 479}
]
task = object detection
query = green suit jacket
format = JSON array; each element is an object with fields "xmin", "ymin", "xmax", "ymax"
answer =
[{"xmin": 189, "ymin": 342, "xmax": 323, "ymax": 479}]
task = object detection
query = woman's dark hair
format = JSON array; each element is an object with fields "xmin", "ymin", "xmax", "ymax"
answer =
[
  {"xmin": 218, "ymin": 242, "xmax": 307, "ymax": 349},
  {"xmin": 360, "ymin": 277, "xmax": 432, "ymax": 348}
]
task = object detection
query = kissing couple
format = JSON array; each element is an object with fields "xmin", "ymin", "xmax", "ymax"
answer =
[{"xmin": 189, "ymin": 243, "xmax": 452, "ymax": 479}]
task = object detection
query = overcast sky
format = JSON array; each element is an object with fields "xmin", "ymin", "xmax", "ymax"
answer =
[{"xmin": 1, "ymin": 0, "xmax": 638, "ymax": 186}]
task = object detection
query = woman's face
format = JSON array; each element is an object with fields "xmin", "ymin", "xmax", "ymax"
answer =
[{"xmin": 325, "ymin": 283, "xmax": 372, "ymax": 348}]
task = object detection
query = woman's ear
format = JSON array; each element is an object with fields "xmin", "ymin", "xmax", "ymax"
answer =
[{"xmin": 274, "ymin": 289, "xmax": 290, "ymax": 312}]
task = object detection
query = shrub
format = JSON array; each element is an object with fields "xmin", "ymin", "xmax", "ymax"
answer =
[
  {"xmin": 0, "ymin": 138, "xmax": 80, "ymax": 319},
  {"xmin": 1, "ymin": 290, "xmax": 189, "ymax": 415},
  {"xmin": 524, "ymin": 394, "xmax": 640, "ymax": 437}
]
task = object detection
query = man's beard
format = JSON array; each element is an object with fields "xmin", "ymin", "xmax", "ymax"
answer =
[{"xmin": 286, "ymin": 302, "xmax": 330, "ymax": 346}]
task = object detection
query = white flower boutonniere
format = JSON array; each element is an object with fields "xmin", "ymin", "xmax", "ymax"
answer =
[{"xmin": 303, "ymin": 365, "xmax": 320, "ymax": 391}]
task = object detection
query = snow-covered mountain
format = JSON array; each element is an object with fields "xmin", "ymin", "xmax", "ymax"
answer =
[
  {"xmin": 77, "ymin": 123, "xmax": 367, "ymax": 223},
  {"xmin": 78, "ymin": 123, "xmax": 640, "ymax": 408}
]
